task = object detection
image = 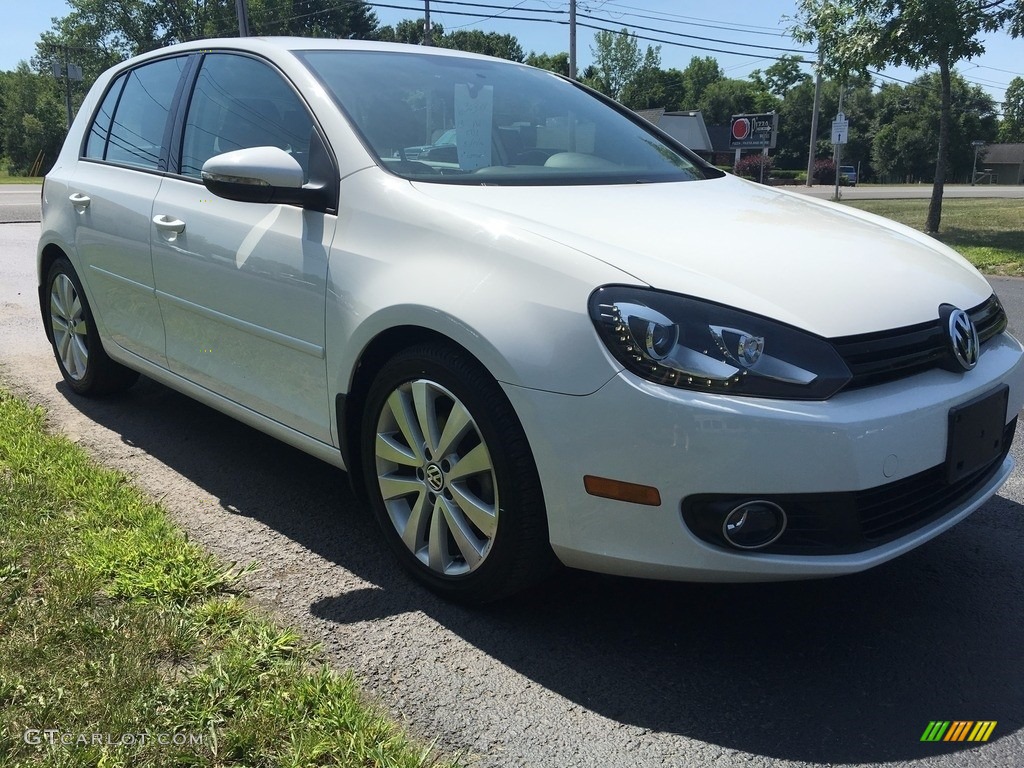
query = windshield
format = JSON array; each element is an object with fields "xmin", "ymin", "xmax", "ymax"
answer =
[{"xmin": 299, "ymin": 49, "xmax": 710, "ymax": 186}]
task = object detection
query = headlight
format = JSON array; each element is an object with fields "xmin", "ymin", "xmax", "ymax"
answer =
[{"xmin": 589, "ymin": 286, "xmax": 852, "ymax": 399}]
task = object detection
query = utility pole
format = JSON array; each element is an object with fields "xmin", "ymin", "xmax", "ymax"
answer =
[
  {"xmin": 569, "ymin": 0, "xmax": 577, "ymax": 79},
  {"xmin": 235, "ymin": 0, "xmax": 251, "ymax": 36},
  {"xmin": 424, "ymin": 0, "xmax": 432, "ymax": 46},
  {"xmin": 805, "ymin": 49, "xmax": 823, "ymax": 187}
]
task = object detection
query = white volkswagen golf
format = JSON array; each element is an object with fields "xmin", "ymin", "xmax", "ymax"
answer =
[{"xmin": 38, "ymin": 38, "xmax": 1024, "ymax": 601}]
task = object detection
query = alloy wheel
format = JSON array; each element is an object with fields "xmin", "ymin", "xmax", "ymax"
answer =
[{"xmin": 374, "ymin": 379, "xmax": 499, "ymax": 577}]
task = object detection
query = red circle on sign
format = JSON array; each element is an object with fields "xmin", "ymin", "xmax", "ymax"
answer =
[{"xmin": 732, "ymin": 118, "xmax": 750, "ymax": 141}]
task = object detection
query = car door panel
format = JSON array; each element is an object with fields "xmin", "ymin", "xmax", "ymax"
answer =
[
  {"xmin": 151, "ymin": 52, "xmax": 333, "ymax": 442},
  {"xmin": 152, "ymin": 183, "xmax": 334, "ymax": 441}
]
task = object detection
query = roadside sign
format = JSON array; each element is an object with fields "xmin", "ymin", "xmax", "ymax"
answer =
[
  {"xmin": 729, "ymin": 112, "xmax": 778, "ymax": 149},
  {"xmin": 831, "ymin": 114, "xmax": 849, "ymax": 145}
]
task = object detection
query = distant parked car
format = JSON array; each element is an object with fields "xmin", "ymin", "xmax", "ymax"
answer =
[
  {"xmin": 840, "ymin": 165, "xmax": 858, "ymax": 185},
  {"xmin": 401, "ymin": 128, "xmax": 457, "ymax": 161},
  {"xmin": 37, "ymin": 38, "xmax": 1024, "ymax": 602}
]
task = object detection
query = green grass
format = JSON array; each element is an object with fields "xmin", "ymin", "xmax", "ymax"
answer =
[
  {"xmin": 844, "ymin": 198, "xmax": 1024, "ymax": 275},
  {"xmin": 0, "ymin": 173, "xmax": 42, "ymax": 184},
  {"xmin": 0, "ymin": 390, "xmax": 458, "ymax": 768}
]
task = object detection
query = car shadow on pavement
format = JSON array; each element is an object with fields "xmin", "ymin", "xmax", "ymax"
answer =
[{"xmin": 58, "ymin": 375, "xmax": 1023, "ymax": 765}]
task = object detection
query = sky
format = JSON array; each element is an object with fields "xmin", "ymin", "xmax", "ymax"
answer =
[{"xmin": 3, "ymin": 0, "xmax": 1022, "ymax": 109}]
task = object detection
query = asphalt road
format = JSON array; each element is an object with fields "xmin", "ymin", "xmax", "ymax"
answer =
[
  {"xmin": 791, "ymin": 184, "xmax": 1024, "ymax": 201},
  {"xmin": 2, "ymin": 201, "xmax": 1023, "ymax": 766},
  {"xmin": 0, "ymin": 185, "xmax": 42, "ymax": 223}
]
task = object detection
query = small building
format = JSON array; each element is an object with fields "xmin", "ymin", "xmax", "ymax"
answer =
[{"xmin": 979, "ymin": 143, "xmax": 1024, "ymax": 184}]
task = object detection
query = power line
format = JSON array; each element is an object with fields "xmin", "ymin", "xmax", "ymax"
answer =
[{"xmin": 577, "ymin": 11, "xmax": 813, "ymax": 54}]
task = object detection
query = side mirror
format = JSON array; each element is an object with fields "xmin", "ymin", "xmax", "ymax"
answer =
[{"xmin": 202, "ymin": 146, "xmax": 310, "ymax": 207}]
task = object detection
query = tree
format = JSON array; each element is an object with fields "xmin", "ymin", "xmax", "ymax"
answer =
[
  {"xmin": 619, "ymin": 45, "xmax": 665, "ymax": 110},
  {"xmin": 678, "ymin": 56, "xmax": 724, "ymax": 109},
  {"xmin": 872, "ymin": 71, "xmax": 998, "ymax": 182},
  {"xmin": 260, "ymin": 0, "xmax": 378, "ymax": 38},
  {"xmin": 525, "ymin": 51, "xmax": 570, "ymax": 77},
  {"xmin": 697, "ymin": 78, "xmax": 777, "ymax": 125},
  {"xmin": 794, "ymin": 0, "xmax": 1018, "ymax": 232},
  {"xmin": 437, "ymin": 30, "xmax": 524, "ymax": 62},
  {"xmin": 751, "ymin": 55, "xmax": 810, "ymax": 98},
  {"xmin": 34, "ymin": 0, "xmax": 380, "ymax": 82},
  {"xmin": 0, "ymin": 64, "xmax": 66, "ymax": 175},
  {"xmin": 375, "ymin": 19, "xmax": 442, "ymax": 45},
  {"xmin": 1000, "ymin": 76, "xmax": 1024, "ymax": 142},
  {"xmin": 588, "ymin": 28, "xmax": 648, "ymax": 103}
]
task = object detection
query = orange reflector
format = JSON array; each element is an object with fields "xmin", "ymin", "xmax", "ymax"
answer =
[{"xmin": 583, "ymin": 475, "xmax": 662, "ymax": 506}]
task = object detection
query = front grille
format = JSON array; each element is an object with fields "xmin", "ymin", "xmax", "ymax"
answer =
[
  {"xmin": 681, "ymin": 417, "xmax": 1016, "ymax": 556},
  {"xmin": 833, "ymin": 295, "xmax": 1007, "ymax": 390}
]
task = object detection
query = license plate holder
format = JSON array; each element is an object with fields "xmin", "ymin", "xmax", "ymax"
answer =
[{"xmin": 946, "ymin": 385, "xmax": 1009, "ymax": 484}]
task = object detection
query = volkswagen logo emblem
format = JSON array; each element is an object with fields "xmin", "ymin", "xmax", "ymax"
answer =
[
  {"xmin": 947, "ymin": 308, "xmax": 979, "ymax": 371},
  {"xmin": 424, "ymin": 463, "xmax": 445, "ymax": 492}
]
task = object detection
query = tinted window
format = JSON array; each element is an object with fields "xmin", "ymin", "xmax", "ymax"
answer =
[
  {"xmin": 180, "ymin": 54, "xmax": 314, "ymax": 180},
  {"xmin": 101, "ymin": 57, "xmax": 186, "ymax": 170},
  {"xmin": 299, "ymin": 50, "xmax": 707, "ymax": 186},
  {"xmin": 83, "ymin": 73, "xmax": 126, "ymax": 160}
]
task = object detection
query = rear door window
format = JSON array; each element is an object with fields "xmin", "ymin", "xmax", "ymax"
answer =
[{"xmin": 83, "ymin": 56, "xmax": 187, "ymax": 170}]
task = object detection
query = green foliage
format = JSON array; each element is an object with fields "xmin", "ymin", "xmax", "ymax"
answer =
[
  {"xmin": 587, "ymin": 28, "xmax": 660, "ymax": 104},
  {"xmin": 678, "ymin": 56, "xmax": 724, "ymax": 109},
  {"xmin": 697, "ymin": 78, "xmax": 778, "ymax": 125},
  {"xmin": 374, "ymin": 21, "xmax": 523, "ymax": 62},
  {"xmin": 619, "ymin": 45, "xmax": 666, "ymax": 110},
  {"xmin": 376, "ymin": 18, "xmax": 431, "ymax": 44},
  {"xmin": 1000, "ymin": 76, "xmax": 1024, "ymax": 142},
  {"xmin": 0, "ymin": 390, "xmax": 459, "ymax": 767},
  {"xmin": 751, "ymin": 55, "xmax": 810, "ymax": 98},
  {"xmin": 871, "ymin": 71, "xmax": 998, "ymax": 182},
  {"xmin": 0, "ymin": 65, "xmax": 66, "ymax": 175},
  {"xmin": 525, "ymin": 51, "xmax": 570, "ymax": 76},
  {"xmin": 436, "ymin": 29, "xmax": 525, "ymax": 62},
  {"xmin": 793, "ymin": 0, "xmax": 1020, "ymax": 232},
  {"xmin": 32, "ymin": 0, "xmax": 379, "ymax": 86}
]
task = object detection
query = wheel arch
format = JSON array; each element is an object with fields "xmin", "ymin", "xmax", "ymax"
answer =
[
  {"xmin": 337, "ymin": 325, "xmax": 506, "ymax": 500},
  {"xmin": 38, "ymin": 243, "xmax": 70, "ymax": 344}
]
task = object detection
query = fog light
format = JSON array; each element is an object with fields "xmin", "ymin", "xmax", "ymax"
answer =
[{"xmin": 722, "ymin": 501, "xmax": 786, "ymax": 549}]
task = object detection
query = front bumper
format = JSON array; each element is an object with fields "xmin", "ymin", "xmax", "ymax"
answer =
[{"xmin": 503, "ymin": 332, "xmax": 1024, "ymax": 581}]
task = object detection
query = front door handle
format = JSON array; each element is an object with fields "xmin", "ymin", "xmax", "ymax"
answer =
[
  {"xmin": 153, "ymin": 214, "xmax": 186, "ymax": 235},
  {"xmin": 153, "ymin": 214, "xmax": 186, "ymax": 243},
  {"xmin": 69, "ymin": 192, "xmax": 91, "ymax": 212}
]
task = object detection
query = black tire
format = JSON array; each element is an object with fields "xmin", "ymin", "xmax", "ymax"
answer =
[
  {"xmin": 361, "ymin": 342, "xmax": 555, "ymax": 603},
  {"xmin": 43, "ymin": 258, "xmax": 139, "ymax": 396}
]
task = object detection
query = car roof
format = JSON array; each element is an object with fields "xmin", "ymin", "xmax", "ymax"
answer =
[{"xmin": 120, "ymin": 36, "xmax": 509, "ymax": 68}]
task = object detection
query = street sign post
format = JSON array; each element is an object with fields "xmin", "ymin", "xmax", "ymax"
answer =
[{"xmin": 831, "ymin": 111, "xmax": 849, "ymax": 145}]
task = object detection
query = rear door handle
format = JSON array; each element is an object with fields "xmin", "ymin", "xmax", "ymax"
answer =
[
  {"xmin": 69, "ymin": 192, "xmax": 91, "ymax": 211},
  {"xmin": 153, "ymin": 214, "xmax": 186, "ymax": 234}
]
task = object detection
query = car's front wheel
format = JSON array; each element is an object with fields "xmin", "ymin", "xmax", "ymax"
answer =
[
  {"xmin": 361, "ymin": 343, "xmax": 554, "ymax": 602},
  {"xmin": 44, "ymin": 258, "xmax": 139, "ymax": 396}
]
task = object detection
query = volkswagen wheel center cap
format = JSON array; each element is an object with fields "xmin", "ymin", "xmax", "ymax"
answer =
[{"xmin": 948, "ymin": 308, "xmax": 980, "ymax": 371}]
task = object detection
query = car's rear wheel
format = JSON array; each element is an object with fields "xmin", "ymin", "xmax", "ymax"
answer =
[
  {"xmin": 44, "ymin": 258, "xmax": 139, "ymax": 396},
  {"xmin": 361, "ymin": 343, "xmax": 554, "ymax": 602}
]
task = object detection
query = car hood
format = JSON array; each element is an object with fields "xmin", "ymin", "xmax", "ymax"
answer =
[{"xmin": 411, "ymin": 174, "xmax": 992, "ymax": 338}]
